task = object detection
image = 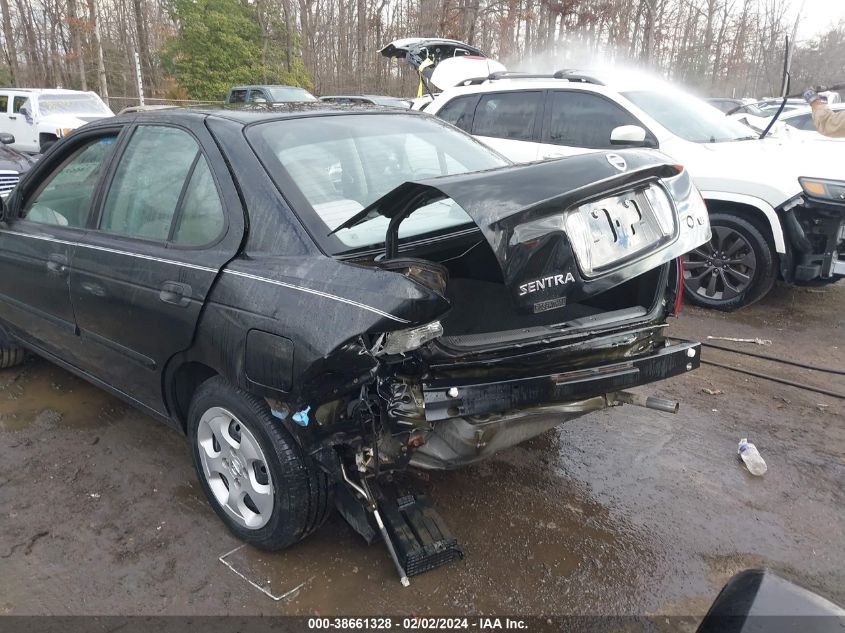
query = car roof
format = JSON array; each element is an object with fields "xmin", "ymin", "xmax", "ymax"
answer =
[
  {"xmin": 0, "ymin": 88, "xmax": 97, "ymax": 95},
  {"xmin": 229, "ymin": 85, "xmax": 310, "ymax": 90},
  {"xmin": 98, "ymin": 102, "xmax": 424, "ymax": 126}
]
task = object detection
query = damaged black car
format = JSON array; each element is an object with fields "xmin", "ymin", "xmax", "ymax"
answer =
[{"xmin": 0, "ymin": 105, "xmax": 710, "ymax": 582}]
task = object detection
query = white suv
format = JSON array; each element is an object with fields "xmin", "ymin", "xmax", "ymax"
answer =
[
  {"xmin": 0, "ymin": 89, "xmax": 113, "ymax": 154},
  {"xmin": 422, "ymin": 71, "xmax": 845, "ymax": 310}
]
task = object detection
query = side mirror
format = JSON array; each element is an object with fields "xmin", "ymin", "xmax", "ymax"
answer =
[
  {"xmin": 252, "ymin": 97, "xmax": 267, "ymax": 104},
  {"xmin": 610, "ymin": 125, "xmax": 649, "ymax": 146},
  {"xmin": 19, "ymin": 106, "xmax": 33, "ymax": 124},
  {"xmin": 0, "ymin": 132, "xmax": 14, "ymax": 145}
]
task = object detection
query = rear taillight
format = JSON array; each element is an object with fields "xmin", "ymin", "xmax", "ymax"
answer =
[{"xmin": 671, "ymin": 257, "xmax": 684, "ymax": 316}]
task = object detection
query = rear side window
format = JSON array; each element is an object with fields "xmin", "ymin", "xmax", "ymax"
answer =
[
  {"xmin": 23, "ymin": 135, "xmax": 117, "ymax": 227},
  {"xmin": 171, "ymin": 158, "xmax": 225, "ymax": 245},
  {"xmin": 437, "ymin": 95, "xmax": 477, "ymax": 132},
  {"xmin": 0, "ymin": 95, "xmax": 7, "ymax": 112},
  {"xmin": 546, "ymin": 91, "xmax": 642, "ymax": 149},
  {"xmin": 472, "ymin": 91, "xmax": 541, "ymax": 141},
  {"xmin": 228, "ymin": 89, "xmax": 247, "ymax": 104},
  {"xmin": 99, "ymin": 125, "xmax": 224, "ymax": 244}
]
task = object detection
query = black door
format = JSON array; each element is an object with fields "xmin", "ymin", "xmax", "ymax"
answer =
[
  {"xmin": 0, "ymin": 132, "xmax": 119, "ymax": 356},
  {"xmin": 69, "ymin": 120, "xmax": 244, "ymax": 414}
]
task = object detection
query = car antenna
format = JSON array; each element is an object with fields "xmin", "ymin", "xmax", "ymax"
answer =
[{"xmin": 759, "ymin": 36, "xmax": 792, "ymax": 139}]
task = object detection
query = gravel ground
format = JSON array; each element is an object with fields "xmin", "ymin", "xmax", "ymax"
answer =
[{"xmin": 0, "ymin": 282, "xmax": 842, "ymax": 621}]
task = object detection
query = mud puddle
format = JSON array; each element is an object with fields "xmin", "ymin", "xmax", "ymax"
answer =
[{"xmin": 0, "ymin": 358, "xmax": 126, "ymax": 432}]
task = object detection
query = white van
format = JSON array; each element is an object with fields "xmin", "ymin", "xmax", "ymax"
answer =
[{"xmin": 0, "ymin": 89, "xmax": 113, "ymax": 154}]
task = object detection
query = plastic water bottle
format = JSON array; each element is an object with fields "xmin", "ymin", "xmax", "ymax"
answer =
[{"xmin": 738, "ymin": 438, "xmax": 767, "ymax": 476}]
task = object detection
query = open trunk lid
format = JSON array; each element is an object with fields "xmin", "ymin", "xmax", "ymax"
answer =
[
  {"xmin": 336, "ymin": 150, "xmax": 710, "ymax": 314},
  {"xmin": 379, "ymin": 37, "xmax": 505, "ymax": 90}
]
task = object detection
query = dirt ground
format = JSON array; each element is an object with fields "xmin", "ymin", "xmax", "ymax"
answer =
[{"xmin": 0, "ymin": 282, "xmax": 843, "ymax": 621}]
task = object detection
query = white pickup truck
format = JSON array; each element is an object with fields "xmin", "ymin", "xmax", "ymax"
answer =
[{"xmin": 0, "ymin": 89, "xmax": 113, "ymax": 154}]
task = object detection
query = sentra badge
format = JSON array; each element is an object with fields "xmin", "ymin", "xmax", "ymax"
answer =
[{"xmin": 518, "ymin": 272, "xmax": 576, "ymax": 297}]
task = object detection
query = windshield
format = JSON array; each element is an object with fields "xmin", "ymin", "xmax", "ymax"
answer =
[
  {"xmin": 623, "ymin": 90, "xmax": 757, "ymax": 143},
  {"xmin": 266, "ymin": 87, "xmax": 317, "ymax": 102},
  {"xmin": 38, "ymin": 94, "xmax": 112, "ymax": 116},
  {"xmin": 249, "ymin": 113, "xmax": 508, "ymax": 254}
]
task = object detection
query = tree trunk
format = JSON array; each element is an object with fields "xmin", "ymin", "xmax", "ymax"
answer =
[
  {"xmin": 68, "ymin": 0, "xmax": 88, "ymax": 90},
  {"xmin": 132, "ymin": 0, "xmax": 153, "ymax": 95},
  {"xmin": 0, "ymin": 0, "xmax": 18, "ymax": 84},
  {"xmin": 87, "ymin": 0, "xmax": 108, "ymax": 102}
]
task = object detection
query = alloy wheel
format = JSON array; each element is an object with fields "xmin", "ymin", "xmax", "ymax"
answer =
[
  {"xmin": 683, "ymin": 226, "xmax": 757, "ymax": 301},
  {"xmin": 196, "ymin": 406, "xmax": 274, "ymax": 529}
]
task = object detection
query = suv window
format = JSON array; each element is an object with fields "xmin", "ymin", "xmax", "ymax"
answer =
[
  {"xmin": 437, "ymin": 95, "xmax": 477, "ymax": 132},
  {"xmin": 228, "ymin": 89, "xmax": 247, "ymax": 104},
  {"xmin": 23, "ymin": 135, "xmax": 118, "ymax": 227},
  {"xmin": 473, "ymin": 91, "xmax": 541, "ymax": 141},
  {"xmin": 787, "ymin": 113, "xmax": 815, "ymax": 131},
  {"xmin": 100, "ymin": 126, "xmax": 202, "ymax": 241},
  {"xmin": 248, "ymin": 90, "xmax": 268, "ymax": 103},
  {"xmin": 0, "ymin": 95, "xmax": 7, "ymax": 112},
  {"xmin": 13, "ymin": 96, "xmax": 29, "ymax": 114},
  {"xmin": 546, "ymin": 91, "xmax": 642, "ymax": 149}
]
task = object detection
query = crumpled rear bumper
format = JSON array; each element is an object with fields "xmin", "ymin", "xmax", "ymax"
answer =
[{"xmin": 422, "ymin": 338, "xmax": 700, "ymax": 421}]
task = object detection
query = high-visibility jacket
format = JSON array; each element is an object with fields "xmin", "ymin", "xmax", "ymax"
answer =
[{"xmin": 811, "ymin": 102, "xmax": 845, "ymax": 138}]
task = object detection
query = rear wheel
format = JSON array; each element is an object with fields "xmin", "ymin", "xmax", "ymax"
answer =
[
  {"xmin": 187, "ymin": 377, "xmax": 333, "ymax": 550},
  {"xmin": 683, "ymin": 213, "xmax": 777, "ymax": 311},
  {"xmin": 0, "ymin": 329, "xmax": 25, "ymax": 369}
]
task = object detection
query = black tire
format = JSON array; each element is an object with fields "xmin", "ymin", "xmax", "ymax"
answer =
[
  {"xmin": 39, "ymin": 138, "xmax": 57, "ymax": 154},
  {"xmin": 0, "ymin": 328, "xmax": 25, "ymax": 369},
  {"xmin": 683, "ymin": 212, "xmax": 777, "ymax": 311},
  {"xmin": 187, "ymin": 377, "xmax": 333, "ymax": 550}
]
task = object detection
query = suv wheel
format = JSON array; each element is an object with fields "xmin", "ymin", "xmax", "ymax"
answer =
[
  {"xmin": 682, "ymin": 213, "xmax": 777, "ymax": 311},
  {"xmin": 187, "ymin": 377, "xmax": 333, "ymax": 550}
]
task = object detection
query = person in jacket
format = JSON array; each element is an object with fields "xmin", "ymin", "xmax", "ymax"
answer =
[{"xmin": 803, "ymin": 89, "xmax": 845, "ymax": 138}]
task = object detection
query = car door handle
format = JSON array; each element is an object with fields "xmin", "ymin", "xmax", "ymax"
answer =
[
  {"xmin": 46, "ymin": 253, "xmax": 68, "ymax": 275},
  {"xmin": 8, "ymin": 115, "xmax": 15, "ymax": 120},
  {"xmin": 159, "ymin": 281, "xmax": 192, "ymax": 307},
  {"xmin": 80, "ymin": 281, "xmax": 106, "ymax": 297}
]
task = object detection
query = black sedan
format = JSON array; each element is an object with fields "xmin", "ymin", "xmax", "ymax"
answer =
[{"xmin": 0, "ymin": 105, "xmax": 709, "ymax": 580}]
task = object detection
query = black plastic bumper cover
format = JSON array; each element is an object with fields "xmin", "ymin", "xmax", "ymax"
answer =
[{"xmin": 422, "ymin": 339, "xmax": 700, "ymax": 421}]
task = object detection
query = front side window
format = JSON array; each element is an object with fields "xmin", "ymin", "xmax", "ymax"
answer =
[
  {"xmin": 22, "ymin": 135, "xmax": 117, "ymax": 227},
  {"xmin": 623, "ymin": 89, "xmax": 758, "ymax": 143},
  {"xmin": 547, "ymin": 91, "xmax": 644, "ymax": 149},
  {"xmin": 472, "ymin": 91, "xmax": 542, "ymax": 141},
  {"xmin": 100, "ymin": 126, "xmax": 215, "ymax": 242},
  {"xmin": 437, "ymin": 95, "xmax": 477, "ymax": 132},
  {"xmin": 786, "ymin": 113, "xmax": 814, "ymax": 131},
  {"xmin": 248, "ymin": 114, "xmax": 508, "ymax": 253}
]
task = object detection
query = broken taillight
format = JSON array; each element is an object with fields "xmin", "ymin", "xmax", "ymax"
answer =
[{"xmin": 672, "ymin": 256, "xmax": 684, "ymax": 316}]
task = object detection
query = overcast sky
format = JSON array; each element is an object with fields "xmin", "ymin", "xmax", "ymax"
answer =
[{"xmin": 794, "ymin": 0, "xmax": 845, "ymax": 41}]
